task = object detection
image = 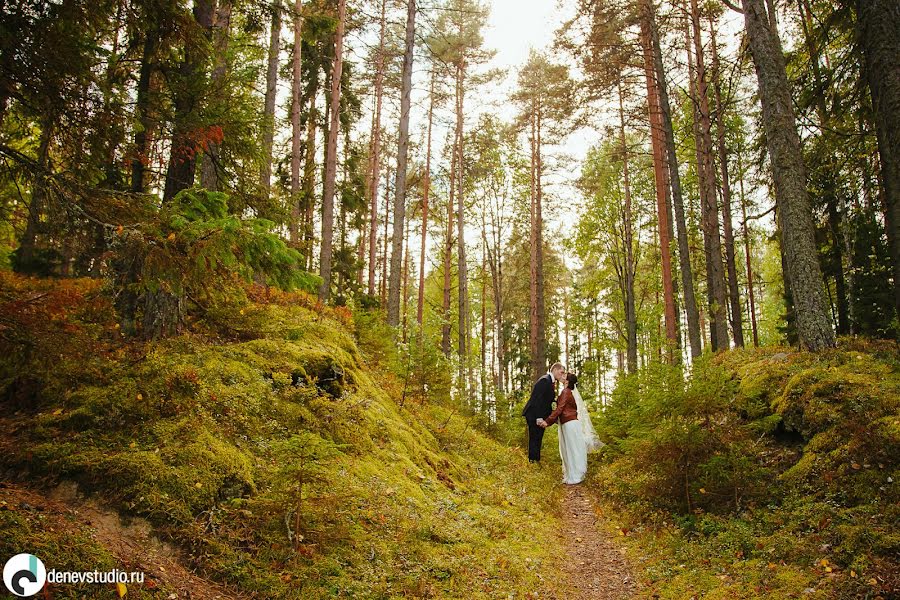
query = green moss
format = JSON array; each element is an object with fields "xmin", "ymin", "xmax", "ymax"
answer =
[
  {"xmin": 591, "ymin": 341, "xmax": 900, "ymax": 599},
  {"xmin": 0, "ymin": 276, "xmax": 565, "ymax": 599}
]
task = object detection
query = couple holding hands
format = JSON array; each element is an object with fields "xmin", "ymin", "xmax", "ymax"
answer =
[{"xmin": 521, "ymin": 362, "xmax": 603, "ymax": 484}]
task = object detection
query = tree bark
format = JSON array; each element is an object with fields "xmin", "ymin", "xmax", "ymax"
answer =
[
  {"xmin": 130, "ymin": 22, "xmax": 158, "ymax": 193},
  {"xmin": 318, "ymin": 0, "xmax": 346, "ymax": 301},
  {"xmin": 367, "ymin": 0, "xmax": 387, "ymax": 297},
  {"xmin": 795, "ymin": 0, "xmax": 850, "ymax": 335},
  {"xmin": 649, "ymin": 0, "xmax": 703, "ymax": 359},
  {"xmin": 302, "ymin": 93, "xmax": 316, "ymax": 268},
  {"xmin": 709, "ymin": 16, "xmax": 744, "ymax": 346},
  {"xmin": 856, "ymin": 0, "xmax": 900, "ymax": 327},
  {"xmin": 737, "ymin": 149, "xmax": 760, "ymax": 346},
  {"xmin": 688, "ymin": 0, "xmax": 729, "ymax": 352},
  {"xmin": 402, "ymin": 214, "xmax": 411, "ymax": 339},
  {"xmin": 261, "ymin": 0, "xmax": 282, "ymax": 199},
  {"xmin": 16, "ymin": 124, "xmax": 53, "ymax": 271},
  {"xmin": 290, "ymin": 0, "xmax": 304, "ymax": 245},
  {"xmin": 201, "ymin": 0, "xmax": 231, "ymax": 192},
  {"xmin": 639, "ymin": 0, "xmax": 679, "ymax": 358},
  {"xmin": 388, "ymin": 0, "xmax": 416, "ymax": 326},
  {"xmin": 442, "ymin": 139, "xmax": 456, "ymax": 357},
  {"xmin": 381, "ymin": 164, "xmax": 392, "ymax": 303},
  {"xmin": 417, "ymin": 69, "xmax": 436, "ymax": 326},
  {"xmin": 618, "ymin": 81, "xmax": 638, "ymax": 374},
  {"xmin": 456, "ymin": 58, "xmax": 470, "ymax": 400},
  {"xmin": 164, "ymin": 0, "xmax": 215, "ymax": 202},
  {"xmin": 529, "ymin": 103, "xmax": 548, "ymax": 379},
  {"xmin": 740, "ymin": 0, "xmax": 836, "ymax": 350}
]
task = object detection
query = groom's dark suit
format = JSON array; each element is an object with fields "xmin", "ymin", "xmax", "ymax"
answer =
[{"xmin": 522, "ymin": 372, "xmax": 556, "ymax": 462}]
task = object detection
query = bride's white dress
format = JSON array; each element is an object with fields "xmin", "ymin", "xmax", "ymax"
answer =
[
  {"xmin": 558, "ymin": 387, "xmax": 604, "ymax": 485},
  {"xmin": 573, "ymin": 387, "xmax": 604, "ymax": 453}
]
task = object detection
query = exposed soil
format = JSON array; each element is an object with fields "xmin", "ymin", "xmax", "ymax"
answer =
[
  {"xmin": 0, "ymin": 481, "xmax": 245, "ymax": 599},
  {"xmin": 552, "ymin": 484, "xmax": 636, "ymax": 600}
]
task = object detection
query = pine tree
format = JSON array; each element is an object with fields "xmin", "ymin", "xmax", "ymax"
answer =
[{"xmin": 740, "ymin": 0, "xmax": 836, "ymax": 350}]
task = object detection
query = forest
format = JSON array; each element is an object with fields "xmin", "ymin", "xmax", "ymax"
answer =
[{"xmin": 0, "ymin": 0, "xmax": 898, "ymax": 598}]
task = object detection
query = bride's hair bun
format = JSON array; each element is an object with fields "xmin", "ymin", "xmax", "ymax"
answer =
[{"xmin": 566, "ymin": 373, "xmax": 578, "ymax": 390}]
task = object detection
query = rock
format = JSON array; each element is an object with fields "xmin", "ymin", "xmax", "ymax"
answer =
[{"xmin": 770, "ymin": 352, "xmax": 789, "ymax": 363}]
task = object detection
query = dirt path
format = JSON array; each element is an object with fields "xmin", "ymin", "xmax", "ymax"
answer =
[{"xmin": 554, "ymin": 484, "xmax": 636, "ymax": 599}]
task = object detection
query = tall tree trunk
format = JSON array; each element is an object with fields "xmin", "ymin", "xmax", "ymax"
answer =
[
  {"xmin": 16, "ymin": 124, "xmax": 53, "ymax": 271},
  {"xmin": 260, "ymin": 0, "xmax": 281, "ymax": 198},
  {"xmin": 709, "ymin": 15, "xmax": 744, "ymax": 346},
  {"xmin": 290, "ymin": 0, "xmax": 304, "ymax": 245},
  {"xmin": 528, "ymin": 104, "xmax": 548, "ymax": 379},
  {"xmin": 737, "ymin": 149, "xmax": 760, "ymax": 346},
  {"xmin": 796, "ymin": 0, "xmax": 850, "ymax": 334},
  {"xmin": 442, "ymin": 137, "xmax": 457, "ymax": 357},
  {"xmin": 418, "ymin": 69, "xmax": 436, "ymax": 326},
  {"xmin": 649, "ymin": 0, "xmax": 703, "ymax": 359},
  {"xmin": 639, "ymin": 0, "xmax": 679, "ymax": 358},
  {"xmin": 740, "ymin": 0, "xmax": 836, "ymax": 350},
  {"xmin": 381, "ymin": 165, "xmax": 392, "ymax": 304},
  {"xmin": 130, "ymin": 23, "xmax": 158, "ymax": 193},
  {"xmin": 688, "ymin": 0, "xmax": 729, "ymax": 352},
  {"xmin": 484, "ymin": 198, "xmax": 505, "ymax": 394},
  {"xmin": 164, "ymin": 0, "xmax": 215, "ymax": 202},
  {"xmin": 402, "ymin": 215, "xmax": 411, "ymax": 340},
  {"xmin": 484, "ymin": 232, "xmax": 502, "ymax": 394},
  {"xmin": 535, "ymin": 106, "xmax": 547, "ymax": 376},
  {"xmin": 388, "ymin": 0, "xmax": 416, "ymax": 326},
  {"xmin": 619, "ymin": 81, "xmax": 638, "ymax": 374},
  {"xmin": 368, "ymin": 0, "xmax": 387, "ymax": 297},
  {"xmin": 456, "ymin": 59, "xmax": 470, "ymax": 400},
  {"xmin": 481, "ymin": 251, "xmax": 487, "ymax": 411},
  {"xmin": 302, "ymin": 94, "xmax": 316, "ymax": 266},
  {"xmin": 201, "ymin": 0, "xmax": 232, "ymax": 192},
  {"xmin": 318, "ymin": 0, "xmax": 346, "ymax": 301},
  {"xmin": 856, "ymin": 0, "xmax": 900, "ymax": 327}
]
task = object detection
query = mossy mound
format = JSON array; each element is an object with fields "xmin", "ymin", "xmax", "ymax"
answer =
[
  {"xmin": 592, "ymin": 341, "xmax": 900, "ymax": 599},
  {"xmin": 0, "ymin": 274, "xmax": 563, "ymax": 598}
]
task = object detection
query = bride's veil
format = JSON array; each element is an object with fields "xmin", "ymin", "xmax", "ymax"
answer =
[{"xmin": 572, "ymin": 387, "xmax": 604, "ymax": 452}]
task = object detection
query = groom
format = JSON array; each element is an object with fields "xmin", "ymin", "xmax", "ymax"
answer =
[{"xmin": 521, "ymin": 362, "xmax": 566, "ymax": 463}]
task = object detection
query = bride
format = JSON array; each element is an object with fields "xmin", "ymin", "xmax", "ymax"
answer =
[{"xmin": 537, "ymin": 373, "xmax": 603, "ymax": 484}]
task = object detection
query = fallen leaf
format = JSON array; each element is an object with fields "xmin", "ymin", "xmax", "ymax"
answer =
[
  {"xmin": 116, "ymin": 582, "xmax": 127, "ymax": 597},
  {"xmin": 52, "ymin": 408, "xmax": 64, "ymax": 416}
]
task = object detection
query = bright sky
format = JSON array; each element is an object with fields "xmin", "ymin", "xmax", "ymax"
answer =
[
  {"xmin": 464, "ymin": 0, "xmax": 592, "ymax": 241},
  {"xmin": 487, "ymin": 0, "xmax": 561, "ymax": 70}
]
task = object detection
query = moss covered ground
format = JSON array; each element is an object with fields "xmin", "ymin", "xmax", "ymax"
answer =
[
  {"xmin": 589, "ymin": 341, "xmax": 900, "ymax": 599},
  {"xmin": 0, "ymin": 273, "xmax": 565, "ymax": 598}
]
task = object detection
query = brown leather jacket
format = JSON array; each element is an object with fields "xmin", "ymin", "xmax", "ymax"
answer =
[{"xmin": 545, "ymin": 388, "xmax": 578, "ymax": 426}]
